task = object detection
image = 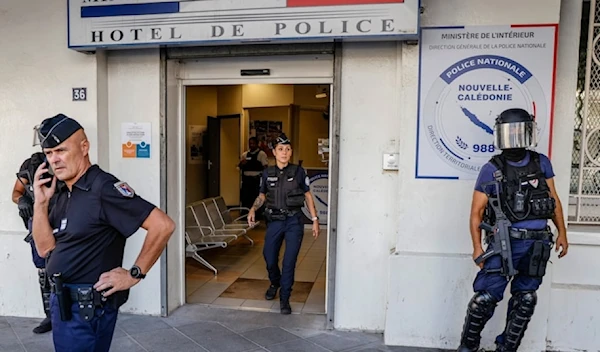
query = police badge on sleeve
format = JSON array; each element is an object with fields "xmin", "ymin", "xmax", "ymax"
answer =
[{"xmin": 114, "ymin": 181, "xmax": 135, "ymax": 198}]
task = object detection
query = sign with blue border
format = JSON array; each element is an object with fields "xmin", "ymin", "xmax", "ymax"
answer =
[
  {"xmin": 67, "ymin": 0, "xmax": 419, "ymax": 50},
  {"xmin": 415, "ymin": 24, "xmax": 558, "ymax": 180}
]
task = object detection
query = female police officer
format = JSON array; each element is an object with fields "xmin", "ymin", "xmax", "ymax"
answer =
[
  {"xmin": 247, "ymin": 133, "xmax": 320, "ymax": 315},
  {"xmin": 31, "ymin": 114, "xmax": 175, "ymax": 352}
]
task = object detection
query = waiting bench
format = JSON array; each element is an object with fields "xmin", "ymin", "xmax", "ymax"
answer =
[{"xmin": 184, "ymin": 196, "xmax": 259, "ymax": 275}]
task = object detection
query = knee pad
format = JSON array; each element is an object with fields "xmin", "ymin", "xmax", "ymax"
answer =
[
  {"xmin": 500, "ymin": 291, "xmax": 538, "ymax": 351},
  {"xmin": 459, "ymin": 292, "xmax": 498, "ymax": 351}
]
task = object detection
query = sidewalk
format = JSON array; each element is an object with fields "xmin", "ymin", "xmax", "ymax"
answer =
[{"xmin": 1, "ymin": 304, "xmax": 444, "ymax": 352}]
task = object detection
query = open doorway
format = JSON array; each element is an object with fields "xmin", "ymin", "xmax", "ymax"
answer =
[{"xmin": 184, "ymin": 83, "xmax": 331, "ymax": 315}]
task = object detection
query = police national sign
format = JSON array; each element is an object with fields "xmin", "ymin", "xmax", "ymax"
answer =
[
  {"xmin": 68, "ymin": 0, "xmax": 420, "ymax": 50},
  {"xmin": 415, "ymin": 24, "xmax": 558, "ymax": 180}
]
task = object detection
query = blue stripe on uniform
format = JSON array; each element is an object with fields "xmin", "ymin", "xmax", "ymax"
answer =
[{"xmin": 81, "ymin": 2, "xmax": 180, "ymax": 18}]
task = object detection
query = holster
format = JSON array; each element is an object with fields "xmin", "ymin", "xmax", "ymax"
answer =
[
  {"xmin": 524, "ymin": 240, "xmax": 552, "ymax": 277},
  {"xmin": 265, "ymin": 209, "xmax": 287, "ymax": 222},
  {"xmin": 52, "ymin": 274, "xmax": 72, "ymax": 321}
]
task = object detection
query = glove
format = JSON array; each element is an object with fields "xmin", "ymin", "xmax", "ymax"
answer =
[{"xmin": 18, "ymin": 195, "xmax": 34, "ymax": 220}]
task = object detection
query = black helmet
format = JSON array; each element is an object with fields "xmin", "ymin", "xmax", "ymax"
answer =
[
  {"xmin": 493, "ymin": 108, "xmax": 537, "ymax": 150},
  {"xmin": 269, "ymin": 133, "xmax": 291, "ymax": 149}
]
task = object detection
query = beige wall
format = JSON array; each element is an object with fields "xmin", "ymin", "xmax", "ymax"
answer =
[
  {"xmin": 185, "ymin": 86, "xmax": 217, "ymax": 204},
  {"xmin": 243, "ymin": 84, "xmax": 293, "ymax": 107},
  {"xmin": 294, "ymin": 85, "xmax": 329, "ymax": 168},
  {"xmin": 217, "ymin": 85, "xmax": 243, "ymax": 206}
]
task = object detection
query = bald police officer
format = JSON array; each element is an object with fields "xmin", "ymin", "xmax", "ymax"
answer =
[
  {"xmin": 247, "ymin": 133, "xmax": 320, "ymax": 315},
  {"xmin": 31, "ymin": 114, "xmax": 175, "ymax": 352}
]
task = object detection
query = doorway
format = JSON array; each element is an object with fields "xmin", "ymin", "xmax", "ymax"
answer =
[
  {"xmin": 183, "ymin": 83, "xmax": 331, "ymax": 314},
  {"xmin": 167, "ymin": 54, "xmax": 335, "ymax": 316}
]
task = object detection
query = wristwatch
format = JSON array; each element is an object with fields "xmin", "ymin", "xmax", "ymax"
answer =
[
  {"xmin": 311, "ymin": 216, "xmax": 319, "ymax": 222},
  {"xmin": 130, "ymin": 265, "xmax": 146, "ymax": 279}
]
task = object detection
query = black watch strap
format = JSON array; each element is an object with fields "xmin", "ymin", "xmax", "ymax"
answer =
[{"xmin": 130, "ymin": 265, "xmax": 146, "ymax": 279}]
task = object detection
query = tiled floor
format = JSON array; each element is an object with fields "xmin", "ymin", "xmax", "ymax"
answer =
[
  {"xmin": 0, "ymin": 305, "xmax": 449, "ymax": 352},
  {"xmin": 186, "ymin": 222, "xmax": 327, "ymax": 314}
]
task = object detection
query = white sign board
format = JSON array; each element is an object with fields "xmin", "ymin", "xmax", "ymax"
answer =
[
  {"xmin": 122, "ymin": 122, "xmax": 151, "ymax": 158},
  {"xmin": 415, "ymin": 24, "xmax": 558, "ymax": 180},
  {"xmin": 68, "ymin": 0, "xmax": 420, "ymax": 50}
]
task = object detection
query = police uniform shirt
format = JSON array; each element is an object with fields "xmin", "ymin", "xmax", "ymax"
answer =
[
  {"xmin": 45, "ymin": 165, "xmax": 156, "ymax": 284},
  {"xmin": 474, "ymin": 152, "xmax": 555, "ymax": 230},
  {"xmin": 259, "ymin": 164, "xmax": 311, "ymax": 195}
]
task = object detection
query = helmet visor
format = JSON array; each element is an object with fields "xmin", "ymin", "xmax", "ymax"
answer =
[{"xmin": 493, "ymin": 121, "xmax": 538, "ymax": 149}]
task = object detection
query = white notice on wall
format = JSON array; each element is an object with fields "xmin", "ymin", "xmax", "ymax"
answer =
[
  {"xmin": 415, "ymin": 24, "xmax": 558, "ymax": 180},
  {"xmin": 121, "ymin": 122, "xmax": 152, "ymax": 159}
]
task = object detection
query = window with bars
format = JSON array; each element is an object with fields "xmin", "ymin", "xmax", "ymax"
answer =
[{"xmin": 569, "ymin": 0, "xmax": 600, "ymax": 224}]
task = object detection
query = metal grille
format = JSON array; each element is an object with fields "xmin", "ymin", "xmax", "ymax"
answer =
[{"xmin": 570, "ymin": 0, "xmax": 600, "ymax": 224}]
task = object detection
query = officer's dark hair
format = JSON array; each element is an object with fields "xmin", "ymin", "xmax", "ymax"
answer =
[
  {"xmin": 495, "ymin": 108, "xmax": 534, "ymax": 124},
  {"xmin": 249, "ymin": 137, "xmax": 258, "ymax": 143}
]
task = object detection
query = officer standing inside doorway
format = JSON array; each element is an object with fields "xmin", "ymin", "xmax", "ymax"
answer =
[
  {"xmin": 247, "ymin": 133, "xmax": 320, "ymax": 315},
  {"xmin": 457, "ymin": 108, "xmax": 569, "ymax": 352},
  {"xmin": 11, "ymin": 152, "xmax": 54, "ymax": 334},
  {"xmin": 31, "ymin": 114, "xmax": 175, "ymax": 352},
  {"xmin": 239, "ymin": 137, "xmax": 268, "ymax": 214}
]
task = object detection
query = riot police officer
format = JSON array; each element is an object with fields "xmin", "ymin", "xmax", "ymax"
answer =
[
  {"xmin": 457, "ymin": 108, "xmax": 569, "ymax": 352},
  {"xmin": 11, "ymin": 152, "xmax": 54, "ymax": 334},
  {"xmin": 31, "ymin": 114, "xmax": 175, "ymax": 352},
  {"xmin": 239, "ymin": 137, "xmax": 268, "ymax": 214},
  {"xmin": 247, "ymin": 133, "xmax": 320, "ymax": 315}
]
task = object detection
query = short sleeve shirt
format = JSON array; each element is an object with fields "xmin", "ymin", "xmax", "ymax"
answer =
[
  {"xmin": 45, "ymin": 165, "xmax": 156, "ymax": 284},
  {"xmin": 473, "ymin": 152, "xmax": 555, "ymax": 230}
]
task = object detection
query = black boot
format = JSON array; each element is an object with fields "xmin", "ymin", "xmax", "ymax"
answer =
[
  {"xmin": 457, "ymin": 292, "xmax": 497, "ymax": 352},
  {"xmin": 280, "ymin": 299, "xmax": 292, "ymax": 315},
  {"xmin": 33, "ymin": 316, "xmax": 52, "ymax": 334},
  {"xmin": 265, "ymin": 284, "xmax": 279, "ymax": 300}
]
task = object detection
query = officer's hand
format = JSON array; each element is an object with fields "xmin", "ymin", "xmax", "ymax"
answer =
[
  {"xmin": 17, "ymin": 195, "xmax": 34, "ymax": 219},
  {"xmin": 248, "ymin": 209, "xmax": 256, "ymax": 226},
  {"xmin": 33, "ymin": 162, "xmax": 56, "ymax": 205},
  {"xmin": 94, "ymin": 267, "xmax": 139, "ymax": 297},
  {"xmin": 312, "ymin": 221, "xmax": 320, "ymax": 239},
  {"xmin": 473, "ymin": 247, "xmax": 484, "ymax": 269},
  {"xmin": 555, "ymin": 234, "xmax": 569, "ymax": 258}
]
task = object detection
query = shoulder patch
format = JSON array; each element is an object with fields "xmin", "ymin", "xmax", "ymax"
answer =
[{"xmin": 114, "ymin": 181, "xmax": 135, "ymax": 198}]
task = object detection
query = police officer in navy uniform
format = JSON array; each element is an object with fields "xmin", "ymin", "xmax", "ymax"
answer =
[
  {"xmin": 31, "ymin": 114, "xmax": 175, "ymax": 352},
  {"xmin": 457, "ymin": 108, "xmax": 569, "ymax": 352},
  {"xmin": 247, "ymin": 133, "xmax": 320, "ymax": 315},
  {"xmin": 11, "ymin": 152, "xmax": 55, "ymax": 334},
  {"xmin": 239, "ymin": 137, "xmax": 269, "ymax": 214}
]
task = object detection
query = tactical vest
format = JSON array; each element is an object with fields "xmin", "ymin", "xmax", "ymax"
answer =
[
  {"xmin": 265, "ymin": 164, "xmax": 306, "ymax": 211},
  {"xmin": 487, "ymin": 151, "xmax": 555, "ymax": 224},
  {"xmin": 242, "ymin": 150, "xmax": 264, "ymax": 173}
]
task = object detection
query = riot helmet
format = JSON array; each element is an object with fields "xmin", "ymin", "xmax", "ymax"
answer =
[{"xmin": 493, "ymin": 108, "xmax": 537, "ymax": 150}]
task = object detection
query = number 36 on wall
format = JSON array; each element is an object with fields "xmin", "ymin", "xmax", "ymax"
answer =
[{"xmin": 72, "ymin": 88, "xmax": 87, "ymax": 101}]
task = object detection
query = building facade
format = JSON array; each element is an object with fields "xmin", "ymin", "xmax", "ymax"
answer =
[{"xmin": 0, "ymin": 0, "xmax": 598, "ymax": 351}]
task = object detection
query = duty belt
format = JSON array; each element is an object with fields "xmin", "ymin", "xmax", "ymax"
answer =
[
  {"xmin": 509, "ymin": 227, "xmax": 552, "ymax": 240},
  {"xmin": 266, "ymin": 208, "xmax": 298, "ymax": 216}
]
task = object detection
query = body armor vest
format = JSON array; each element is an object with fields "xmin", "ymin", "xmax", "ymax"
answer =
[
  {"xmin": 265, "ymin": 164, "xmax": 306, "ymax": 211},
  {"xmin": 242, "ymin": 150, "xmax": 264, "ymax": 173},
  {"xmin": 487, "ymin": 151, "xmax": 555, "ymax": 224}
]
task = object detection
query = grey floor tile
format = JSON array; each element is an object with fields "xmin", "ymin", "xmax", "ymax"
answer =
[
  {"xmin": 195, "ymin": 332, "xmax": 261, "ymax": 352},
  {"xmin": 307, "ymin": 331, "xmax": 382, "ymax": 351},
  {"xmin": 241, "ymin": 327, "xmax": 300, "ymax": 347},
  {"xmin": 176, "ymin": 321, "xmax": 233, "ymax": 338},
  {"xmin": 0, "ymin": 328, "xmax": 24, "ymax": 352},
  {"xmin": 117, "ymin": 314, "xmax": 172, "ymax": 335},
  {"xmin": 281, "ymin": 327, "xmax": 324, "ymax": 339},
  {"xmin": 130, "ymin": 329, "xmax": 206, "ymax": 352},
  {"xmin": 107, "ymin": 336, "xmax": 148, "ymax": 352},
  {"xmin": 22, "ymin": 339, "xmax": 55, "ymax": 352},
  {"xmin": 264, "ymin": 339, "xmax": 331, "ymax": 352}
]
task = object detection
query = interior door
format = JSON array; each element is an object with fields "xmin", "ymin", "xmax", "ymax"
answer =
[{"xmin": 206, "ymin": 116, "xmax": 221, "ymax": 197}]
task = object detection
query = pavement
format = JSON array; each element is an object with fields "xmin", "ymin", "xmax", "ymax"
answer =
[{"xmin": 0, "ymin": 304, "xmax": 447, "ymax": 352}]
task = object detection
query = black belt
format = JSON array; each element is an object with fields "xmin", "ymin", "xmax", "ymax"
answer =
[
  {"xmin": 266, "ymin": 208, "xmax": 298, "ymax": 216},
  {"xmin": 50, "ymin": 282, "xmax": 109, "ymax": 307},
  {"xmin": 510, "ymin": 227, "xmax": 552, "ymax": 240}
]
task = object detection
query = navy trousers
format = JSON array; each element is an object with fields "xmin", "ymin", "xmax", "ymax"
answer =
[
  {"xmin": 263, "ymin": 213, "xmax": 304, "ymax": 300},
  {"xmin": 50, "ymin": 293, "xmax": 119, "ymax": 352},
  {"xmin": 473, "ymin": 238, "xmax": 551, "ymax": 345}
]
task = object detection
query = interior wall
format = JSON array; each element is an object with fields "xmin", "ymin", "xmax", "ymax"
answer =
[
  {"xmin": 298, "ymin": 110, "xmax": 329, "ymax": 169},
  {"xmin": 243, "ymin": 84, "xmax": 293, "ymax": 107},
  {"xmin": 217, "ymin": 86, "xmax": 243, "ymax": 206},
  {"xmin": 185, "ymin": 86, "xmax": 217, "ymax": 204}
]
